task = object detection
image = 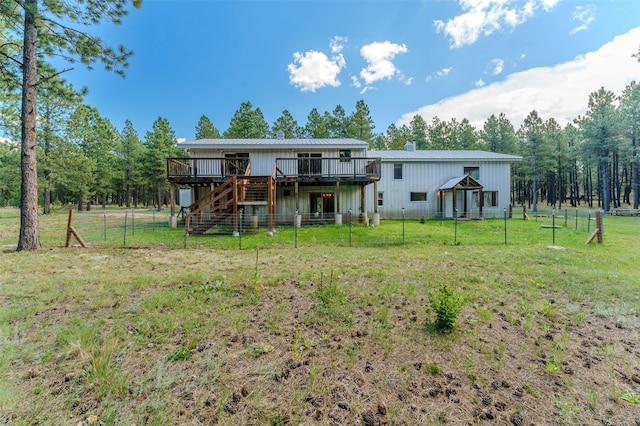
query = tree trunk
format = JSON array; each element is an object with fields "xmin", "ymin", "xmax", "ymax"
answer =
[
  {"xmin": 156, "ymin": 180, "xmax": 163, "ymax": 211},
  {"xmin": 17, "ymin": 0, "xmax": 41, "ymax": 251},
  {"xmin": 633, "ymin": 136, "xmax": 639, "ymax": 209},
  {"xmin": 601, "ymin": 160, "xmax": 610, "ymax": 212}
]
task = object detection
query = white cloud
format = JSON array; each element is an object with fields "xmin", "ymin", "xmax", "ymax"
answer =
[
  {"xmin": 360, "ymin": 86, "xmax": 376, "ymax": 95},
  {"xmin": 330, "ymin": 36, "xmax": 347, "ymax": 54},
  {"xmin": 359, "ymin": 41, "xmax": 408, "ymax": 85},
  {"xmin": 434, "ymin": 0, "xmax": 559, "ymax": 48},
  {"xmin": 351, "ymin": 75, "xmax": 362, "ymax": 88},
  {"xmin": 570, "ymin": 5, "xmax": 596, "ymax": 35},
  {"xmin": 288, "ymin": 38, "xmax": 347, "ymax": 92},
  {"xmin": 489, "ymin": 58, "xmax": 504, "ymax": 76},
  {"xmin": 427, "ymin": 67, "xmax": 453, "ymax": 82},
  {"xmin": 397, "ymin": 27, "xmax": 640, "ymax": 130},
  {"xmin": 475, "ymin": 78, "xmax": 485, "ymax": 87}
]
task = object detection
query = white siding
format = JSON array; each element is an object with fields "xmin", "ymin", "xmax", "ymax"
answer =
[
  {"xmin": 369, "ymin": 160, "xmax": 513, "ymax": 218},
  {"xmin": 191, "ymin": 147, "xmax": 367, "ymax": 176}
]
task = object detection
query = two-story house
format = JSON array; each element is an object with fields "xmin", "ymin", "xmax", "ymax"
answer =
[{"xmin": 166, "ymin": 137, "xmax": 520, "ymax": 234}]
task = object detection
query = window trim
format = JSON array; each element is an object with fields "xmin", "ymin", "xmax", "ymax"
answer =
[
  {"xmin": 339, "ymin": 149, "xmax": 351, "ymax": 162},
  {"xmin": 464, "ymin": 166, "xmax": 480, "ymax": 181},
  {"xmin": 393, "ymin": 163, "xmax": 403, "ymax": 180},
  {"xmin": 410, "ymin": 192, "xmax": 427, "ymax": 202},
  {"xmin": 483, "ymin": 191, "xmax": 498, "ymax": 207}
]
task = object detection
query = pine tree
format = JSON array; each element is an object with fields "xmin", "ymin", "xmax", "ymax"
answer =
[
  {"xmin": 195, "ymin": 115, "xmax": 221, "ymax": 139},
  {"xmin": 5, "ymin": 0, "xmax": 141, "ymax": 250}
]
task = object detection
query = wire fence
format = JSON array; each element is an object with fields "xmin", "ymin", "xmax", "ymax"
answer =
[{"xmin": 27, "ymin": 204, "xmax": 629, "ymax": 251}]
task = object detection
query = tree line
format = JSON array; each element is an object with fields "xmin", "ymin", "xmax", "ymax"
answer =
[
  {"xmin": 2, "ymin": 83, "xmax": 639, "ymax": 215},
  {"xmin": 2, "ymin": 0, "xmax": 639, "ymax": 251}
]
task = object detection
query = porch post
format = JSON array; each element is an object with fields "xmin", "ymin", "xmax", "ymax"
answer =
[
  {"xmin": 463, "ymin": 189, "xmax": 468, "ymax": 218},
  {"xmin": 360, "ymin": 185, "xmax": 367, "ymax": 224},
  {"xmin": 169, "ymin": 182, "xmax": 177, "ymax": 228},
  {"xmin": 373, "ymin": 181, "xmax": 378, "ymax": 214},
  {"xmin": 372, "ymin": 181, "xmax": 380, "ymax": 226},
  {"xmin": 452, "ymin": 188, "xmax": 457, "ymax": 217},
  {"xmin": 335, "ymin": 181, "xmax": 342, "ymax": 225}
]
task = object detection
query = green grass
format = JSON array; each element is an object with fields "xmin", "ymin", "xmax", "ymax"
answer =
[{"xmin": 1, "ymin": 207, "xmax": 639, "ymax": 424}]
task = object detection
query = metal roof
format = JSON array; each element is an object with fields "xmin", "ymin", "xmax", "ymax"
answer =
[
  {"xmin": 177, "ymin": 138, "xmax": 369, "ymax": 150},
  {"xmin": 372, "ymin": 150, "xmax": 521, "ymax": 162},
  {"xmin": 438, "ymin": 175, "xmax": 483, "ymax": 190}
]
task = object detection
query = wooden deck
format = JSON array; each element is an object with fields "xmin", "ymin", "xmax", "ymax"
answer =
[
  {"xmin": 167, "ymin": 157, "xmax": 380, "ymax": 184},
  {"xmin": 275, "ymin": 157, "xmax": 380, "ymax": 184},
  {"xmin": 167, "ymin": 157, "xmax": 250, "ymax": 185}
]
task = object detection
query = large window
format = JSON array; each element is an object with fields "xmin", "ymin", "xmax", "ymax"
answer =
[
  {"xmin": 298, "ymin": 153, "xmax": 322, "ymax": 175},
  {"xmin": 483, "ymin": 191, "xmax": 498, "ymax": 207},
  {"xmin": 464, "ymin": 166, "xmax": 479, "ymax": 180},
  {"xmin": 394, "ymin": 163, "xmax": 403, "ymax": 179},
  {"xmin": 410, "ymin": 192, "xmax": 427, "ymax": 202},
  {"xmin": 377, "ymin": 192, "xmax": 384, "ymax": 207}
]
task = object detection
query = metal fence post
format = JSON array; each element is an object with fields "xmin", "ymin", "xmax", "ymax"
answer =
[
  {"xmin": 348, "ymin": 208, "xmax": 352, "ymax": 247},
  {"xmin": 295, "ymin": 209, "xmax": 299, "ymax": 249},
  {"xmin": 402, "ymin": 207, "xmax": 405, "ymax": 244},
  {"xmin": 123, "ymin": 209, "xmax": 128, "ymax": 246},
  {"xmin": 503, "ymin": 208, "xmax": 507, "ymax": 245},
  {"xmin": 454, "ymin": 209, "xmax": 458, "ymax": 244},
  {"xmin": 552, "ymin": 209, "xmax": 556, "ymax": 245},
  {"xmin": 239, "ymin": 208, "xmax": 243, "ymax": 250}
]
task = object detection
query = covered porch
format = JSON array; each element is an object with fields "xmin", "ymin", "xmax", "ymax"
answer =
[{"xmin": 437, "ymin": 175, "xmax": 483, "ymax": 219}]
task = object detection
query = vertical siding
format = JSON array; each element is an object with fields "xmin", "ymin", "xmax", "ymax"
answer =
[{"xmin": 368, "ymin": 160, "xmax": 513, "ymax": 218}]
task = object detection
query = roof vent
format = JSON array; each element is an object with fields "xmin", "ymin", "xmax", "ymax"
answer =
[
  {"xmin": 404, "ymin": 141, "xmax": 415, "ymax": 151},
  {"xmin": 276, "ymin": 130, "xmax": 285, "ymax": 140}
]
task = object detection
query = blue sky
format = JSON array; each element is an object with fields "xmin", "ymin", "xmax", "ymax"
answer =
[{"xmin": 55, "ymin": 0, "xmax": 640, "ymax": 141}]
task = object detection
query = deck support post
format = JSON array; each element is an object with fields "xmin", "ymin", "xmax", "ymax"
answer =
[
  {"xmin": 360, "ymin": 185, "xmax": 367, "ymax": 224},
  {"xmin": 372, "ymin": 181, "xmax": 380, "ymax": 226}
]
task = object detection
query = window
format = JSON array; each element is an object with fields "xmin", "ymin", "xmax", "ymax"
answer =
[
  {"xmin": 483, "ymin": 191, "xmax": 498, "ymax": 207},
  {"xmin": 339, "ymin": 149, "xmax": 351, "ymax": 162},
  {"xmin": 410, "ymin": 192, "xmax": 427, "ymax": 202},
  {"xmin": 464, "ymin": 166, "xmax": 480, "ymax": 180},
  {"xmin": 393, "ymin": 163, "xmax": 403, "ymax": 179},
  {"xmin": 298, "ymin": 153, "xmax": 322, "ymax": 175},
  {"xmin": 377, "ymin": 192, "xmax": 384, "ymax": 207}
]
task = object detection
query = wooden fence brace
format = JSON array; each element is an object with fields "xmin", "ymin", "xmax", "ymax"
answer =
[
  {"xmin": 585, "ymin": 210, "xmax": 603, "ymax": 245},
  {"xmin": 65, "ymin": 209, "xmax": 88, "ymax": 248}
]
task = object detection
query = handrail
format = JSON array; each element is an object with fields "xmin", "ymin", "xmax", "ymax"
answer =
[{"xmin": 274, "ymin": 157, "xmax": 380, "ymax": 179}]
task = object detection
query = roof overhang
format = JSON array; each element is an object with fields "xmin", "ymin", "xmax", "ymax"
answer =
[{"xmin": 438, "ymin": 175, "xmax": 483, "ymax": 191}]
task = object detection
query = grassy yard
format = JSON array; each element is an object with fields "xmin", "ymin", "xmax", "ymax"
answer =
[{"xmin": 1, "ymin": 207, "xmax": 639, "ymax": 425}]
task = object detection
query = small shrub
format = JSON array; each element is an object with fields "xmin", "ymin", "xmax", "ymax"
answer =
[
  {"xmin": 429, "ymin": 285, "xmax": 464, "ymax": 334},
  {"xmin": 167, "ymin": 347, "xmax": 192, "ymax": 362}
]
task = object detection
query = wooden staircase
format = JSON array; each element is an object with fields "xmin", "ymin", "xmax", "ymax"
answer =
[{"xmin": 186, "ymin": 176, "xmax": 275, "ymax": 235}]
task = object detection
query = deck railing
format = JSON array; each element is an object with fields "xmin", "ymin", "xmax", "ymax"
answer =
[
  {"xmin": 167, "ymin": 157, "xmax": 249, "ymax": 180},
  {"xmin": 275, "ymin": 157, "xmax": 380, "ymax": 180},
  {"xmin": 168, "ymin": 157, "xmax": 381, "ymax": 182}
]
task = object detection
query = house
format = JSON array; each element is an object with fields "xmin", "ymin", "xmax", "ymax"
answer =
[
  {"xmin": 166, "ymin": 138, "xmax": 520, "ymax": 234},
  {"xmin": 369, "ymin": 144, "xmax": 522, "ymax": 219},
  {"xmin": 166, "ymin": 136, "xmax": 380, "ymax": 234}
]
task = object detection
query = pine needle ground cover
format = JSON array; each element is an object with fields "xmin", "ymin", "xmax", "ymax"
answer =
[{"xmin": 1, "ymin": 208, "xmax": 639, "ymax": 425}]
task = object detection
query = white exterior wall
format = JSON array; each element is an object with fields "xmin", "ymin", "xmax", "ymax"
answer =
[
  {"xmin": 191, "ymin": 147, "xmax": 367, "ymax": 176},
  {"xmin": 368, "ymin": 160, "xmax": 513, "ymax": 219},
  {"xmin": 276, "ymin": 185, "xmax": 362, "ymax": 223}
]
